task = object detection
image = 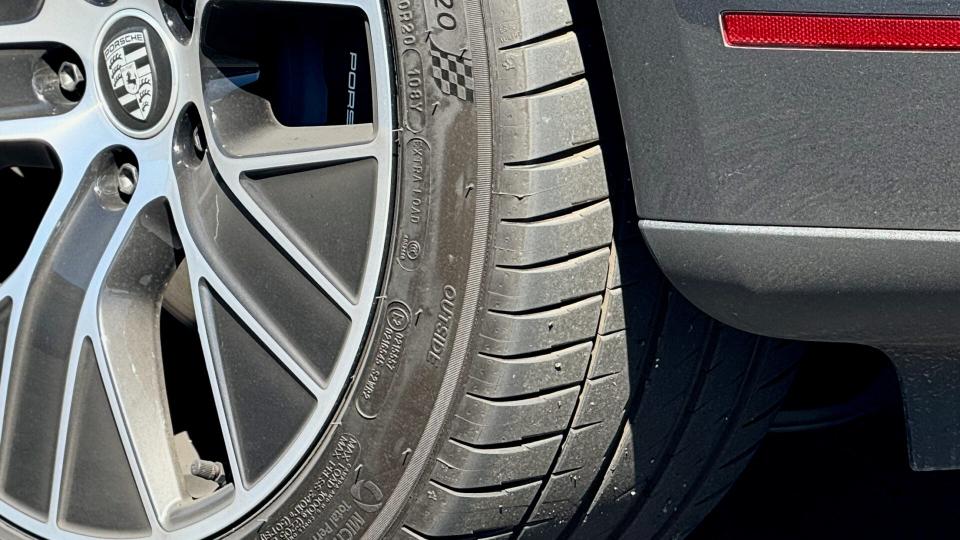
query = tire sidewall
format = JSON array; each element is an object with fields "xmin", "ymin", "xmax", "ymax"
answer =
[{"xmin": 224, "ymin": 0, "xmax": 494, "ymax": 538}]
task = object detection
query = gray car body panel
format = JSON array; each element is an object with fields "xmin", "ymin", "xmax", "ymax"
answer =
[{"xmin": 598, "ymin": 0, "xmax": 960, "ymax": 469}]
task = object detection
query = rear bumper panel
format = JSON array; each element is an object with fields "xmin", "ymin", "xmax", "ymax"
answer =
[
  {"xmin": 600, "ymin": 0, "xmax": 960, "ymax": 231},
  {"xmin": 599, "ymin": 0, "xmax": 960, "ymax": 470}
]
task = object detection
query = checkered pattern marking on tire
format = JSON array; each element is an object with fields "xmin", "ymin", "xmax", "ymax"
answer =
[{"xmin": 429, "ymin": 40, "xmax": 475, "ymax": 103}]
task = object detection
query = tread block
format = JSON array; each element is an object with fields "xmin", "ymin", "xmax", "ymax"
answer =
[
  {"xmin": 478, "ymin": 296, "xmax": 602, "ymax": 357},
  {"xmin": 596, "ymin": 283, "xmax": 662, "ymax": 342},
  {"xmin": 588, "ymin": 330, "xmax": 629, "ymax": 380},
  {"xmin": 433, "ymin": 436, "xmax": 562, "ymax": 490},
  {"xmin": 517, "ymin": 507, "xmax": 568, "ymax": 539},
  {"xmin": 406, "ymin": 480, "xmax": 542, "ymax": 537},
  {"xmin": 599, "ymin": 288, "xmax": 627, "ymax": 335},
  {"xmin": 497, "ymin": 32, "xmax": 585, "ymax": 96},
  {"xmin": 520, "ymin": 363, "xmax": 633, "ymax": 534},
  {"xmin": 490, "ymin": 0, "xmax": 572, "ymax": 49},
  {"xmin": 499, "ymin": 79, "xmax": 599, "ymax": 164},
  {"xmin": 488, "ymin": 247, "xmax": 609, "ymax": 313},
  {"xmin": 525, "ymin": 427, "xmax": 615, "ymax": 534},
  {"xmin": 553, "ymin": 421, "xmax": 613, "ymax": 476},
  {"xmin": 519, "ymin": 320, "xmax": 658, "ymax": 532},
  {"xmin": 607, "ymin": 236, "xmax": 659, "ymax": 290},
  {"xmin": 599, "ymin": 284, "xmax": 662, "ymax": 337},
  {"xmin": 498, "ymin": 146, "xmax": 608, "ymax": 221},
  {"xmin": 495, "ymin": 200, "xmax": 613, "ymax": 268},
  {"xmin": 568, "ymin": 424, "xmax": 641, "ymax": 540},
  {"xmin": 618, "ymin": 330, "xmax": 762, "ymax": 539},
  {"xmin": 521, "ymin": 468, "xmax": 591, "ymax": 538},
  {"xmin": 449, "ymin": 387, "xmax": 580, "ymax": 446},
  {"xmin": 569, "ymin": 372, "xmax": 630, "ymax": 432},
  {"xmin": 465, "ymin": 342, "xmax": 592, "ymax": 399}
]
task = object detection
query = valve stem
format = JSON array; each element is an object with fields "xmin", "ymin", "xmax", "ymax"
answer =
[{"xmin": 190, "ymin": 459, "xmax": 226, "ymax": 486}]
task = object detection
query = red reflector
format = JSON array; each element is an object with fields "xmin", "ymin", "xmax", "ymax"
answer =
[{"xmin": 722, "ymin": 12, "xmax": 960, "ymax": 50}]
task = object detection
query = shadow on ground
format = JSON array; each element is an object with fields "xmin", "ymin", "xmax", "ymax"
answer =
[{"xmin": 691, "ymin": 398, "xmax": 960, "ymax": 539}]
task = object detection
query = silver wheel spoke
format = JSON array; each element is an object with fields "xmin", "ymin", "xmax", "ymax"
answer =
[
  {"xmin": 178, "ymin": 238, "xmax": 325, "ymax": 397},
  {"xmin": 171, "ymin": 183, "xmax": 342, "ymax": 493},
  {"xmin": 187, "ymin": 260, "xmax": 322, "ymax": 490},
  {"xmin": 0, "ymin": 109, "xmax": 111, "ymax": 297},
  {"xmin": 169, "ymin": 155, "xmax": 357, "ymax": 384},
  {"xmin": 206, "ymin": 134, "xmax": 388, "ymax": 311},
  {"xmin": 0, "ymin": 143, "xmax": 157, "ymax": 525},
  {"xmin": 0, "ymin": 106, "xmax": 96, "ymax": 144},
  {"xmin": 0, "ymin": 95, "xmax": 104, "ymax": 145},
  {"xmin": 0, "ymin": 0, "xmax": 106, "ymax": 52},
  {"xmin": 0, "ymin": 104, "xmax": 155, "ymax": 303},
  {"xmin": 92, "ymin": 194, "xmax": 204, "ymax": 528},
  {"xmin": 195, "ymin": 0, "xmax": 395, "ymax": 308},
  {"xmin": 209, "ymin": 127, "xmax": 377, "ymax": 174},
  {"xmin": 49, "ymin": 333, "xmax": 158, "ymax": 537},
  {"xmin": 0, "ymin": 110, "xmax": 125, "ymax": 414}
]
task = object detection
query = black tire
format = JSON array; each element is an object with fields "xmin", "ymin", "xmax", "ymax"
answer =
[{"xmin": 224, "ymin": 1, "xmax": 801, "ymax": 539}]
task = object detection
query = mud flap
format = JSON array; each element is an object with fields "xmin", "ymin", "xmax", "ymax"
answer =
[{"xmin": 886, "ymin": 348, "xmax": 960, "ymax": 471}]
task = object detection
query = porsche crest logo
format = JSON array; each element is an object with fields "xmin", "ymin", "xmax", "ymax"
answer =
[{"xmin": 102, "ymin": 30, "xmax": 154, "ymax": 121}]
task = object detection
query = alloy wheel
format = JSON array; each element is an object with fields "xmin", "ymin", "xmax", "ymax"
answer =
[{"xmin": 0, "ymin": 0, "xmax": 394, "ymax": 537}]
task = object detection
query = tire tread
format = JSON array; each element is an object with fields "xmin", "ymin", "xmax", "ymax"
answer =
[{"xmin": 401, "ymin": 2, "xmax": 799, "ymax": 539}]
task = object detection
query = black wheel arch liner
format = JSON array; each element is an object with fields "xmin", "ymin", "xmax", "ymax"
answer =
[{"xmin": 597, "ymin": 0, "xmax": 960, "ymax": 470}]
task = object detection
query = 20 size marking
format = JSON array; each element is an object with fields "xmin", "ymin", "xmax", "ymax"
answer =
[{"xmin": 433, "ymin": 0, "xmax": 457, "ymax": 30}]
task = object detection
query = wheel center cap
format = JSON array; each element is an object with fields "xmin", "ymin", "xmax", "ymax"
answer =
[{"xmin": 97, "ymin": 13, "xmax": 175, "ymax": 138}]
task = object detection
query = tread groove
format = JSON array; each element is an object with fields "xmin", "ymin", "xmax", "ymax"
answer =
[
  {"xmin": 430, "ymin": 478, "xmax": 544, "ymax": 496},
  {"xmin": 504, "ymin": 143, "xmax": 599, "ymax": 168},
  {"xmin": 477, "ymin": 339, "xmax": 596, "ymax": 361},
  {"xmin": 647, "ymin": 340, "xmax": 767, "ymax": 540},
  {"xmin": 499, "ymin": 197, "xmax": 608, "ymax": 225},
  {"xmin": 486, "ymin": 292, "xmax": 602, "ymax": 318},
  {"xmin": 609, "ymin": 320, "xmax": 721, "ymax": 538},
  {"xmin": 450, "ymin": 431, "xmax": 567, "ymax": 452},
  {"xmin": 495, "ymin": 247, "xmax": 610, "ymax": 272},
  {"xmin": 498, "ymin": 27, "xmax": 573, "ymax": 52},
  {"xmin": 557, "ymin": 286, "xmax": 671, "ymax": 540},
  {"xmin": 465, "ymin": 381, "xmax": 583, "ymax": 403},
  {"xmin": 758, "ymin": 359, "xmax": 801, "ymax": 390},
  {"xmin": 502, "ymin": 75, "xmax": 587, "ymax": 99},
  {"xmin": 740, "ymin": 395, "xmax": 787, "ymax": 429},
  {"xmin": 501, "ymin": 145, "xmax": 601, "ymax": 173},
  {"xmin": 716, "ymin": 437, "xmax": 765, "ymax": 472}
]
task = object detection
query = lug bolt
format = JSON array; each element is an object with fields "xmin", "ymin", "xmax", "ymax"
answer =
[
  {"xmin": 58, "ymin": 62, "xmax": 84, "ymax": 93},
  {"xmin": 117, "ymin": 163, "xmax": 139, "ymax": 198},
  {"xmin": 192, "ymin": 125, "xmax": 206, "ymax": 156},
  {"xmin": 181, "ymin": 0, "xmax": 196, "ymax": 22},
  {"xmin": 190, "ymin": 459, "xmax": 226, "ymax": 486}
]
